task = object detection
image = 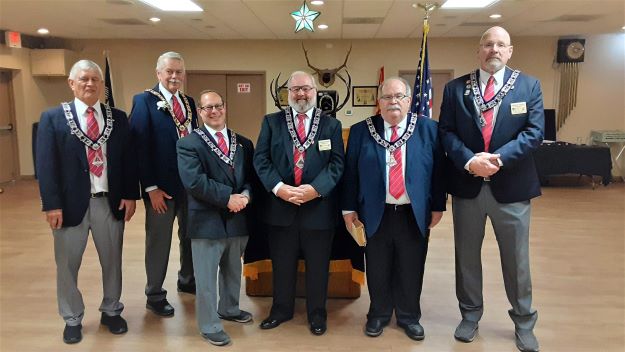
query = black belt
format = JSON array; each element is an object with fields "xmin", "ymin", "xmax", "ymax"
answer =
[
  {"xmin": 90, "ymin": 192, "xmax": 108, "ymax": 198},
  {"xmin": 384, "ymin": 203, "xmax": 411, "ymax": 211}
]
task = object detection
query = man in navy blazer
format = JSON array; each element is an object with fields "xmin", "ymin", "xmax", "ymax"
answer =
[
  {"xmin": 438, "ymin": 27, "xmax": 543, "ymax": 352},
  {"xmin": 129, "ymin": 51, "xmax": 198, "ymax": 316},
  {"xmin": 254, "ymin": 71, "xmax": 344, "ymax": 335},
  {"xmin": 177, "ymin": 90, "xmax": 255, "ymax": 346},
  {"xmin": 36, "ymin": 60, "xmax": 139, "ymax": 344},
  {"xmin": 342, "ymin": 77, "xmax": 446, "ymax": 341}
]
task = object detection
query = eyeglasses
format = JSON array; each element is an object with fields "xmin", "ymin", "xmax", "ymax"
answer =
[
  {"xmin": 480, "ymin": 42, "xmax": 511, "ymax": 50},
  {"xmin": 380, "ymin": 94, "xmax": 409, "ymax": 101},
  {"xmin": 288, "ymin": 86, "xmax": 315, "ymax": 93},
  {"xmin": 199, "ymin": 104, "xmax": 224, "ymax": 112}
]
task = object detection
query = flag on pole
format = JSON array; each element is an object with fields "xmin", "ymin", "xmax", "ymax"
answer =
[
  {"xmin": 104, "ymin": 54, "xmax": 115, "ymax": 107},
  {"xmin": 375, "ymin": 66, "xmax": 384, "ymax": 115},
  {"xmin": 411, "ymin": 19, "xmax": 432, "ymax": 118}
]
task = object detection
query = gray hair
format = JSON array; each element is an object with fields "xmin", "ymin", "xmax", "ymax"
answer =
[
  {"xmin": 379, "ymin": 76, "xmax": 411, "ymax": 97},
  {"xmin": 287, "ymin": 71, "xmax": 317, "ymax": 88},
  {"xmin": 69, "ymin": 60, "xmax": 103, "ymax": 80},
  {"xmin": 156, "ymin": 51, "xmax": 185, "ymax": 71}
]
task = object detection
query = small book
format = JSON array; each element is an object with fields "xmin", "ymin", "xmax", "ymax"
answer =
[{"xmin": 350, "ymin": 219, "xmax": 367, "ymax": 247}]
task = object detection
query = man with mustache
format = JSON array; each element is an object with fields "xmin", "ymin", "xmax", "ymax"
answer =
[
  {"xmin": 36, "ymin": 60, "xmax": 139, "ymax": 343},
  {"xmin": 130, "ymin": 51, "xmax": 198, "ymax": 317},
  {"xmin": 342, "ymin": 77, "xmax": 446, "ymax": 341},
  {"xmin": 439, "ymin": 26, "xmax": 543, "ymax": 352},
  {"xmin": 254, "ymin": 71, "xmax": 344, "ymax": 335}
]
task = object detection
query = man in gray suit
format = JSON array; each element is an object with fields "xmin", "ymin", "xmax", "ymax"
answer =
[
  {"xmin": 177, "ymin": 90, "xmax": 255, "ymax": 346},
  {"xmin": 439, "ymin": 26, "xmax": 544, "ymax": 352}
]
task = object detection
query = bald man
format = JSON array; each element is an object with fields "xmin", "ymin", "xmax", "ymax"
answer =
[{"xmin": 439, "ymin": 26, "xmax": 544, "ymax": 352}]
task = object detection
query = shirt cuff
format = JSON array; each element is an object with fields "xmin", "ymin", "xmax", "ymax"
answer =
[
  {"xmin": 145, "ymin": 185, "xmax": 158, "ymax": 192},
  {"xmin": 272, "ymin": 182, "xmax": 284, "ymax": 196},
  {"xmin": 464, "ymin": 156, "xmax": 477, "ymax": 172},
  {"xmin": 342, "ymin": 210, "xmax": 355, "ymax": 215},
  {"xmin": 241, "ymin": 189, "xmax": 251, "ymax": 201}
]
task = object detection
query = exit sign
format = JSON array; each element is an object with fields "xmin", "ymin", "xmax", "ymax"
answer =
[
  {"xmin": 237, "ymin": 83, "xmax": 251, "ymax": 93},
  {"xmin": 5, "ymin": 31, "xmax": 22, "ymax": 48}
]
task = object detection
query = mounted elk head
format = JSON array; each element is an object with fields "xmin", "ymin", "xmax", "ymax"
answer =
[{"xmin": 302, "ymin": 43, "xmax": 352, "ymax": 88}]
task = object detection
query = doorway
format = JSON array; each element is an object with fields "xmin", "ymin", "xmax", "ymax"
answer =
[
  {"xmin": 0, "ymin": 70, "xmax": 19, "ymax": 184},
  {"xmin": 186, "ymin": 72, "xmax": 266, "ymax": 143}
]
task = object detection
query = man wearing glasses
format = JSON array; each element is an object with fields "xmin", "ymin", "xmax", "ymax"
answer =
[
  {"xmin": 254, "ymin": 71, "xmax": 344, "ymax": 336},
  {"xmin": 177, "ymin": 90, "xmax": 255, "ymax": 346},
  {"xmin": 342, "ymin": 77, "xmax": 446, "ymax": 341},
  {"xmin": 439, "ymin": 26, "xmax": 543, "ymax": 352},
  {"xmin": 129, "ymin": 51, "xmax": 198, "ymax": 317}
]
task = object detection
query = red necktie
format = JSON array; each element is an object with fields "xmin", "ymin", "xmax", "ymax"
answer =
[
  {"xmin": 482, "ymin": 76, "xmax": 495, "ymax": 152},
  {"xmin": 215, "ymin": 131, "xmax": 228, "ymax": 155},
  {"xmin": 388, "ymin": 126, "xmax": 406, "ymax": 199},
  {"xmin": 388, "ymin": 125, "xmax": 405, "ymax": 199},
  {"xmin": 293, "ymin": 113, "xmax": 307, "ymax": 186},
  {"xmin": 86, "ymin": 107, "xmax": 104, "ymax": 177},
  {"xmin": 171, "ymin": 96, "xmax": 188, "ymax": 137}
]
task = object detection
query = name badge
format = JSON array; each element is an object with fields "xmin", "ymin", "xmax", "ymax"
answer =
[
  {"xmin": 318, "ymin": 139, "xmax": 332, "ymax": 151},
  {"xmin": 510, "ymin": 102, "xmax": 527, "ymax": 115}
]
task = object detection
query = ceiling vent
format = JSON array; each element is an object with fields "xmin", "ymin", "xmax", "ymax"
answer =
[
  {"xmin": 106, "ymin": 0, "xmax": 133, "ymax": 4},
  {"xmin": 343, "ymin": 17, "xmax": 384, "ymax": 25},
  {"xmin": 99, "ymin": 18, "xmax": 147, "ymax": 25},
  {"xmin": 459, "ymin": 21, "xmax": 501, "ymax": 26},
  {"xmin": 550, "ymin": 14, "xmax": 603, "ymax": 22}
]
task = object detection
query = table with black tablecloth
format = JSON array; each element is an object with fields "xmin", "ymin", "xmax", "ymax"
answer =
[{"xmin": 532, "ymin": 143, "xmax": 612, "ymax": 186}]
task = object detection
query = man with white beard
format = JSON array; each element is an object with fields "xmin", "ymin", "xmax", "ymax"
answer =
[{"xmin": 254, "ymin": 71, "xmax": 345, "ymax": 336}]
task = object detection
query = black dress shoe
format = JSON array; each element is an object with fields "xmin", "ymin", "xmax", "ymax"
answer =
[
  {"xmin": 259, "ymin": 317, "xmax": 284, "ymax": 330},
  {"xmin": 177, "ymin": 282, "xmax": 196, "ymax": 294},
  {"xmin": 309, "ymin": 319, "xmax": 327, "ymax": 336},
  {"xmin": 397, "ymin": 322, "xmax": 425, "ymax": 341},
  {"xmin": 364, "ymin": 320, "xmax": 384, "ymax": 337},
  {"xmin": 146, "ymin": 299, "xmax": 175, "ymax": 316},
  {"xmin": 63, "ymin": 324, "xmax": 82, "ymax": 344},
  {"xmin": 100, "ymin": 313, "xmax": 128, "ymax": 334}
]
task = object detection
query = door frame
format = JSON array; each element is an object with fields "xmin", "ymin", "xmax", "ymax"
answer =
[{"xmin": 0, "ymin": 69, "xmax": 20, "ymax": 183}]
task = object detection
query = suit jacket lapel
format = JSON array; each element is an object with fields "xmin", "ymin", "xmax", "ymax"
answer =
[
  {"xmin": 156, "ymin": 84, "xmax": 181, "ymax": 142},
  {"xmin": 302, "ymin": 109, "xmax": 323, "ymax": 178},
  {"xmin": 373, "ymin": 115, "xmax": 387, "ymax": 178},
  {"xmin": 202, "ymin": 127, "xmax": 235, "ymax": 184},
  {"xmin": 230, "ymin": 130, "xmax": 245, "ymax": 187},
  {"xmin": 492, "ymin": 67, "xmax": 513, "ymax": 137},
  {"xmin": 465, "ymin": 70, "xmax": 484, "ymax": 131},
  {"xmin": 281, "ymin": 109, "xmax": 295, "ymax": 167},
  {"xmin": 69, "ymin": 102, "xmax": 89, "ymax": 169}
]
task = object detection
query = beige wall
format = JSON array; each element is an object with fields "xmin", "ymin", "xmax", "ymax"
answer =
[{"xmin": 1, "ymin": 34, "xmax": 623, "ymax": 176}]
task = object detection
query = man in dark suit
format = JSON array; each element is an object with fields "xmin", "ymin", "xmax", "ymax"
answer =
[
  {"xmin": 130, "ymin": 51, "xmax": 198, "ymax": 316},
  {"xmin": 36, "ymin": 60, "xmax": 139, "ymax": 344},
  {"xmin": 342, "ymin": 77, "xmax": 446, "ymax": 341},
  {"xmin": 177, "ymin": 90, "xmax": 255, "ymax": 346},
  {"xmin": 438, "ymin": 26, "xmax": 543, "ymax": 352},
  {"xmin": 254, "ymin": 71, "xmax": 344, "ymax": 335}
]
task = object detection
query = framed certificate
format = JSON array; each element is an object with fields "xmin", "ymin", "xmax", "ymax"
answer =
[{"xmin": 352, "ymin": 86, "xmax": 378, "ymax": 107}]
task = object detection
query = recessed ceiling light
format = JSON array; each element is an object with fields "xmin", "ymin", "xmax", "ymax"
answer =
[
  {"xmin": 318, "ymin": 24, "xmax": 328, "ymax": 29},
  {"xmin": 441, "ymin": 0, "xmax": 500, "ymax": 8},
  {"xmin": 37, "ymin": 28, "xmax": 49, "ymax": 35},
  {"xmin": 489, "ymin": 14, "xmax": 502, "ymax": 19},
  {"xmin": 622, "ymin": 25, "xmax": 625, "ymax": 30},
  {"xmin": 138, "ymin": 0, "xmax": 202, "ymax": 12},
  {"xmin": 149, "ymin": 17, "xmax": 161, "ymax": 22},
  {"xmin": 311, "ymin": 0, "xmax": 324, "ymax": 5}
]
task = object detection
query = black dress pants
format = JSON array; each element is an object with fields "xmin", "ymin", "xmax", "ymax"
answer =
[{"xmin": 365, "ymin": 204, "xmax": 428, "ymax": 325}]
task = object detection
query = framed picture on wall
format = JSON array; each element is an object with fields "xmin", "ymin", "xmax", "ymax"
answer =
[{"xmin": 352, "ymin": 86, "xmax": 378, "ymax": 107}]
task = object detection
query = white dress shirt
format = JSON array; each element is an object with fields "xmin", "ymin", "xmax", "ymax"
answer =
[
  {"xmin": 74, "ymin": 98, "xmax": 108, "ymax": 193},
  {"xmin": 383, "ymin": 116, "xmax": 411, "ymax": 205}
]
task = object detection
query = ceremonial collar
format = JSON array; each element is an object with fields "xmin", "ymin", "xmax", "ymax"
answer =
[
  {"xmin": 469, "ymin": 68, "xmax": 520, "ymax": 112},
  {"xmin": 62, "ymin": 102, "xmax": 113, "ymax": 150},
  {"xmin": 194, "ymin": 128, "xmax": 238, "ymax": 167},
  {"xmin": 145, "ymin": 88, "xmax": 193, "ymax": 133},
  {"xmin": 366, "ymin": 114, "xmax": 417, "ymax": 152},
  {"xmin": 285, "ymin": 107, "xmax": 321, "ymax": 153}
]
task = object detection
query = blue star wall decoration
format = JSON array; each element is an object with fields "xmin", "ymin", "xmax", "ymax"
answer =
[{"xmin": 291, "ymin": 1, "xmax": 320, "ymax": 32}]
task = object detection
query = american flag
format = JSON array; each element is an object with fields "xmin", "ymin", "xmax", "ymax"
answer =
[
  {"xmin": 104, "ymin": 54, "xmax": 115, "ymax": 107},
  {"xmin": 411, "ymin": 22, "xmax": 432, "ymax": 118}
]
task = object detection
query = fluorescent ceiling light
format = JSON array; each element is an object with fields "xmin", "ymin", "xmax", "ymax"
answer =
[
  {"xmin": 149, "ymin": 17, "xmax": 161, "ymax": 22},
  {"xmin": 37, "ymin": 28, "xmax": 50, "ymax": 35},
  {"xmin": 441, "ymin": 0, "xmax": 500, "ymax": 8},
  {"xmin": 317, "ymin": 24, "xmax": 328, "ymax": 29},
  {"xmin": 311, "ymin": 0, "xmax": 324, "ymax": 5},
  {"xmin": 489, "ymin": 13, "xmax": 502, "ymax": 19},
  {"xmin": 138, "ymin": 0, "xmax": 203, "ymax": 12}
]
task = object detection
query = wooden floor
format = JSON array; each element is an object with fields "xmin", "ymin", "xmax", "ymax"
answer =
[{"xmin": 1, "ymin": 179, "xmax": 623, "ymax": 351}]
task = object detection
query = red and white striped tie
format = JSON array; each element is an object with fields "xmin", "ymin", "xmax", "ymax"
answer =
[
  {"xmin": 388, "ymin": 125, "xmax": 405, "ymax": 199},
  {"xmin": 481, "ymin": 76, "xmax": 495, "ymax": 152},
  {"xmin": 293, "ymin": 113, "xmax": 307, "ymax": 186},
  {"xmin": 215, "ymin": 131, "xmax": 228, "ymax": 155},
  {"xmin": 86, "ymin": 107, "xmax": 104, "ymax": 177},
  {"xmin": 171, "ymin": 96, "xmax": 188, "ymax": 137}
]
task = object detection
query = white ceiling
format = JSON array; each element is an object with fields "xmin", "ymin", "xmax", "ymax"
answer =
[{"xmin": 0, "ymin": 0, "xmax": 623, "ymax": 40}]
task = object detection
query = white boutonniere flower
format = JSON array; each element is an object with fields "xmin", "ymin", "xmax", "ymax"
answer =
[{"xmin": 156, "ymin": 101, "xmax": 170, "ymax": 111}]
